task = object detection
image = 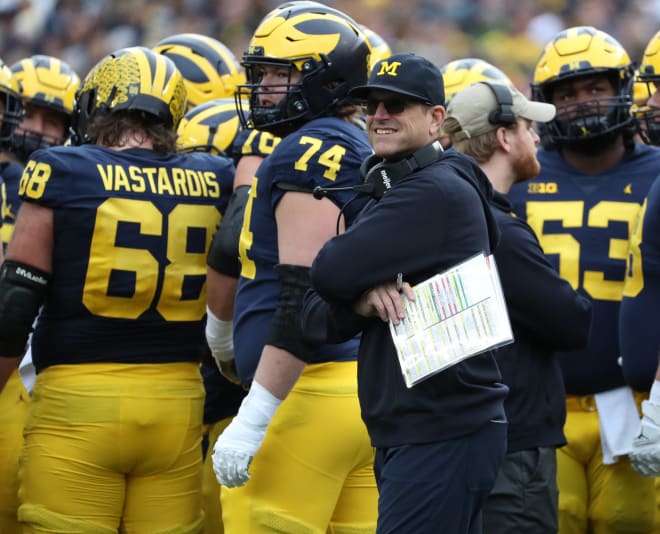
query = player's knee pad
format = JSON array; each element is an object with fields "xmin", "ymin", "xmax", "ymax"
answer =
[
  {"xmin": 253, "ymin": 507, "xmax": 318, "ymax": 534},
  {"xmin": 149, "ymin": 513, "xmax": 204, "ymax": 534},
  {"xmin": 19, "ymin": 503, "xmax": 116, "ymax": 534}
]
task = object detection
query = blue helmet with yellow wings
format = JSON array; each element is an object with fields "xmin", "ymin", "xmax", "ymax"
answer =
[
  {"xmin": 153, "ymin": 33, "xmax": 245, "ymax": 110},
  {"xmin": 531, "ymin": 26, "xmax": 634, "ymax": 150},
  {"xmin": 177, "ymin": 97, "xmax": 247, "ymax": 157},
  {"xmin": 72, "ymin": 46, "xmax": 187, "ymax": 145},
  {"xmin": 10, "ymin": 54, "xmax": 79, "ymax": 157},
  {"xmin": 237, "ymin": 1, "xmax": 371, "ymax": 136}
]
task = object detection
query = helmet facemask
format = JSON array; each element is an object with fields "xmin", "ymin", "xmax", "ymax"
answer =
[
  {"xmin": 634, "ymin": 103, "xmax": 660, "ymax": 146},
  {"xmin": 534, "ymin": 70, "xmax": 634, "ymax": 153},
  {"xmin": 0, "ymin": 89, "xmax": 23, "ymax": 149}
]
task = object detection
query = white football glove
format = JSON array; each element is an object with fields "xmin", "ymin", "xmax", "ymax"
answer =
[
  {"xmin": 630, "ymin": 400, "xmax": 660, "ymax": 477},
  {"xmin": 212, "ymin": 381, "xmax": 281, "ymax": 487}
]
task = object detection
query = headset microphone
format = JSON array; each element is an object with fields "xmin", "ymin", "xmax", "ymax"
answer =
[
  {"xmin": 313, "ymin": 141, "xmax": 444, "ymax": 201},
  {"xmin": 312, "ymin": 183, "xmax": 375, "ymax": 200}
]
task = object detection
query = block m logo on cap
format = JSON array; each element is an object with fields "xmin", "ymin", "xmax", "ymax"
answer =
[{"xmin": 377, "ymin": 61, "xmax": 401, "ymax": 76}]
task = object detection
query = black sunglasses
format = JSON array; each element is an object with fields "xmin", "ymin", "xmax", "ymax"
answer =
[{"xmin": 365, "ymin": 96, "xmax": 412, "ymax": 115}]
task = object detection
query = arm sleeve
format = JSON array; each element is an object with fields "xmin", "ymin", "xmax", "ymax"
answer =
[{"xmin": 207, "ymin": 185, "xmax": 250, "ymax": 277}]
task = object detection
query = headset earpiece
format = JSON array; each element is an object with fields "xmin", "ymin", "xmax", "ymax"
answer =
[
  {"xmin": 361, "ymin": 141, "xmax": 444, "ymax": 200},
  {"xmin": 359, "ymin": 153, "xmax": 384, "ymax": 183},
  {"xmin": 481, "ymin": 82, "xmax": 517, "ymax": 126}
]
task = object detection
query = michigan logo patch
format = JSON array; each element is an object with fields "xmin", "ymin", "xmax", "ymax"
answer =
[{"xmin": 377, "ymin": 61, "xmax": 401, "ymax": 77}]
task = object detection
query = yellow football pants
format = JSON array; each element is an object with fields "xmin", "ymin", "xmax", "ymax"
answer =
[
  {"xmin": 18, "ymin": 362, "xmax": 205, "ymax": 534},
  {"xmin": 0, "ymin": 370, "xmax": 29, "ymax": 534},
  {"xmin": 558, "ymin": 394, "xmax": 656, "ymax": 534},
  {"xmin": 221, "ymin": 361, "xmax": 378, "ymax": 534}
]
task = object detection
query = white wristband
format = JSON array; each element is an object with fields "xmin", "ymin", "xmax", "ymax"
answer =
[
  {"xmin": 241, "ymin": 380, "xmax": 283, "ymax": 426},
  {"xmin": 218, "ymin": 380, "xmax": 283, "ymax": 452},
  {"xmin": 205, "ymin": 306, "xmax": 234, "ymax": 362}
]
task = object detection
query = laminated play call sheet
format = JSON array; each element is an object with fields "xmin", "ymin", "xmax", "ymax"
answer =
[{"xmin": 389, "ymin": 253, "xmax": 513, "ymax": 388}]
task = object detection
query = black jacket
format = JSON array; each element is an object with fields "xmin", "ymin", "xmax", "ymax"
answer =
[
  {"xmin": 490, "ymin": 192, "xmax": 592, "ymax": 452},
  {"xmin": 304, "ymin": 150, "xmax": 508, "ymax": 448}
]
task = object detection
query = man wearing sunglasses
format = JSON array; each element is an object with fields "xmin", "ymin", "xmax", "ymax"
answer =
[{"xmin": 301, "ymin": 53, "xmax": 509, "ymax": 533}]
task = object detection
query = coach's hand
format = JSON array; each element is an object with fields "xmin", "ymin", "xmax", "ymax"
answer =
[
  {"xmin": 212, "ymin": 380, "xmax": 282, "ymax": 487},
  {"xmin": 630, "ymin": 400, "xmax": 660, "ymax": 477}
]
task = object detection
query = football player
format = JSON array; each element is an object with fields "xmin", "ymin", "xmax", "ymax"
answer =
[
  {"xmin": 208, "ymin": 2, "xmax": 378, "ymax": 531},
  {"xmin": 2, "ymin": 55, "xmax": 80, "ymax": 246},
  {"xmin": 0, "ymin": 54, "xmax": 78, "ymax": 534},
  {"xmin": 0, "ymin": 58, "xmax": 24, "ymax": 534},
  {"xmin": 177, "ymin": 97, "xmax": 250, "ymax": 534},
  {"xmin": 629, "ymin": 29, "xmax": 660, "ymax": 148},
  {"xmin": 0, "ymin": 46, "xmax": 236, "ymax": 532},
  {"xmin": 507, "ymin": 26, "xmax": 660, "ymax": 533},
  {"xmin": 0, "ymin": 57, "xmax": 23, "ymax": 254},
  {"xmin": 153, "ymin": 33, "xmax": 246, "ymax": 112},
  {"xmin": 621, "ymin": 30, "xmax": 660, "ymax": 478},
  {"xmin": 160, "ymin": 35, "xmax": 284, "ymax": 533}
]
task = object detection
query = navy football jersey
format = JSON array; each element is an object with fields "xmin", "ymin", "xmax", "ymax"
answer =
[
  {"xmin": 20, "ymin": 144, "xmax": 235, "ymax": 371},
  {"xmin": 620, "ymin": 171, "xmax": 660, "ymax": 391},
  {"xmin": 233, "ymin": 117, "xmax": 371, "ymax": 383},
  {"xmin": 508, "ymin": 144, "xmax": 660, "ymax": 394},
  {"xmin": 1, "ymin": 159, "xmax": 24, "ymax": 246},
  {"xmin": 232, "ymin": 127, "xmax": 281, "ymax": 163}
]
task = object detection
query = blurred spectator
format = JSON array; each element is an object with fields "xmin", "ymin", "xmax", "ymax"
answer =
[{"xmin": 0, "ymin": 0, "xmax": 654, "ymax": 90}]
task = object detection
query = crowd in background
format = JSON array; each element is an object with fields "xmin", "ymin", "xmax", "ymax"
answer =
[{"xmin": 0, "ymin": 0, "xmax": 658, "ymax": 92}]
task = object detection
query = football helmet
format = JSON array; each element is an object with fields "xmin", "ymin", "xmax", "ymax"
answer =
[
  {"xmin": 531, "ymin": 26, "xmax": 635, "ymax": 150},
  {"xmin": 10, "ymin": 55, "xmax": 80, "ymax": 157},
  {"xmin": 440, "ymin": 58, "xmax": 513, "ymax": 104},
  {"xmin": 633, "ymin": 30, "xmax": 660, "ymax": 145},
  {"xmin": 0, "ymin": 58, "xmax": 23, "ymax": 149},
  {"xmin": 177, "ymin": 97, "xmax": 247, "ymax": 157},
  {"xmin": 237, "ymin": 1, "xmax": 371, "ymax": 135},
  {"xmin": 153, "ymin": 33, "xmax": 246, "ymax": 109},
  {"xmin": 72, "ymin": 46, "xmax": 187, "ymax": 145},
  {"xmin": 360, "ymin": 25, "xmax": 392, "ymax": 73}
]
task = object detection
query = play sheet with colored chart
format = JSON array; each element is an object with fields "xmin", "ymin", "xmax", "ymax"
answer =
[{"xmin": 389, "ymin": 253, "xmax": 513, "ymax": 388}]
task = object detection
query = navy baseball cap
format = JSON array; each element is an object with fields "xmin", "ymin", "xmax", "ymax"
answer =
[{"xmin": 350, "ymin": 53, "xmax": 445, "ymax": 106}]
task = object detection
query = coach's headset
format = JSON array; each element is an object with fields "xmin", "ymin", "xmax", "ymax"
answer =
[
  {"xmin": 312, "ymin": 140, "xmax": 444, "ymax": 201},
  {"xmin": 480, "ymin": 81, "xmax": 517, "ymax": 127}
]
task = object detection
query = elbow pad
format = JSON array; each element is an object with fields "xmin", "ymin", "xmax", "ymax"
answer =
[
  {"xmin": 266, "ymin": 264, "xmax": 318, "ymax": 363},
  {"xmin": 207, "ymin": 185, "xmax": 250, "ymax": 278},
  {"xmin": 0, "ymin": 260, "xmax": 50, "ymax": 357}
]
